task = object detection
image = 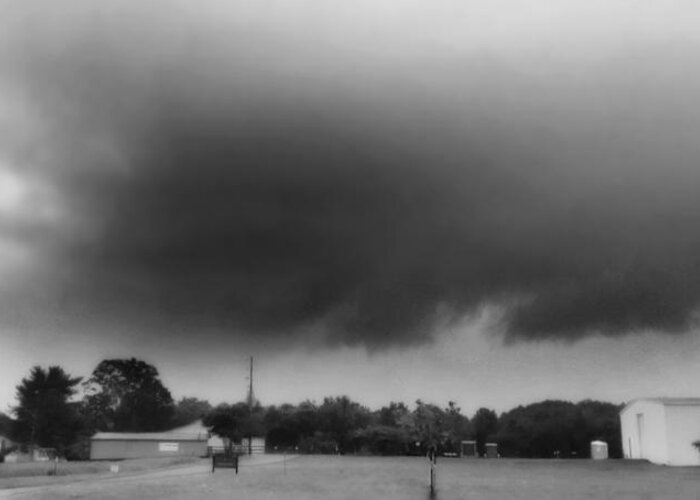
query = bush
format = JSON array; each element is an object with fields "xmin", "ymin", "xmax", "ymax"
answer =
[{"xmin": 297, "ymin": 433, "xmax": 338, "ymax": 454}]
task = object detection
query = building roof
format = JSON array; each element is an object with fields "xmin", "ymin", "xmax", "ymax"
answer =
[
  {"xmin": 92, "ymin": 431, "xmax": 207, "ymax": 442},
  {"xmin": 620, "ymin": 397, "xmax": 700, "ymax": 415},
  {"xmin": 167, "ymin": 420, "xmax": 209, "ymax": 434},
  {"xmin": 0, "ymin": 435, "xmax": 16, "ymax": 447},
  {"xmin": 91, "ymin": 419, "xmax": 214, "ymax": 442}
]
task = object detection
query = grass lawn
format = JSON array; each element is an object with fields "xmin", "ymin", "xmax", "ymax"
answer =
[
  {"xmin": 0, "ymin": 456, "xmax": 199, "ymax": 488},
  {"xmin": 3, "ymin": 456, "xmax": 700, "ymax": 499}
]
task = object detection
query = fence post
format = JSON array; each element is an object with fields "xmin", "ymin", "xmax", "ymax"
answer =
[{"xmin": 428, "ymin": 447, "xmax": 437, "ymax": 495}]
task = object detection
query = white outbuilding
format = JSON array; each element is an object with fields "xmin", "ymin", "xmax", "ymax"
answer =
[{"xmin": 620, "ymin": 398, "xmax": 700, "ymax": 466}]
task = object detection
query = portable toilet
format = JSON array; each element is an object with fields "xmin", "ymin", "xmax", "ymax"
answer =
[
  {"xmin": 460, "ymin": 440, "xmax": 477, "ymax": 458},
  {"xmin": 485, "ymin": 443, "xmax": 498, "ymax": 458},
  {"xmin": 590, "ymin": 440, "xmax": 608, "ymax": 460}
]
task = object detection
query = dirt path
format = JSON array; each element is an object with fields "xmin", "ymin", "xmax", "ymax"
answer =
[{"xmin": 0, "ymin": 455, "xmax": 298, "ymax": 499}]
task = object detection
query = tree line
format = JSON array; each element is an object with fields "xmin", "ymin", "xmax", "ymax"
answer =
[{"xmin": 0, "ymin": 359, "xmax": 622, "ymax": 460}]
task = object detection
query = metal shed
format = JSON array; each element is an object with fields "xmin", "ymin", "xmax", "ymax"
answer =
[
  {"xmin": 90, "ymin": 431, "xmax": 208, "ymax": 460},
  {"xmin": 620, "ymin": 397, "xmax": 700, "ymax": 466}
]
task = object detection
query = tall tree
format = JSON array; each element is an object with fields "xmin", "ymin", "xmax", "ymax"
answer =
[
  {"xmin": 377, "ymin": 402, "xmax": 411, "ymax": 428},
  {"xmin": 0, "ymin": 412, "xmax": 13, "ymax": 438},
  {"xmin": 318, "ymin": 396, "xmax": 371, "ymax": 454},
  {"xmin": 576, "ymin": 400, "xmax": 623, "ymax": 458},
  {"xmin": 82, "ymin": 358, "xmax": 174, "ymax": 432},
  {"xmin": 171, "ymin": 397, "xmax": 213, "ymax": 428},
  {"xmin": 263, "ymin": 403, "xmax": 302, "ymax": 450},
  {"xmin": 443, "ymin": 401, "xmax": 471, "ymax": 454},
  {"xmin": 495, "ymin": 400, "xmax": 621, "ymax": 458},
  {"xmin": 13, "ymin": 366, "xmax": 83, "ymax": 454},
  {"xmin": 472, "ymin": 407, "xmax": 498, "ymax": 456},
  {"xmin": 203, "ymin": 402, "xmax": 264, "ymax": 446}
]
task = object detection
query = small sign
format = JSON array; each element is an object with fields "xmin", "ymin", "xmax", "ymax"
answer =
[
  {"xmin": 159, "ymin": 442, "xmax": 179, "ymax": 452},
  {"xmin": 212, "ymin": 453, "xmax": 239, "ymax": 473}
]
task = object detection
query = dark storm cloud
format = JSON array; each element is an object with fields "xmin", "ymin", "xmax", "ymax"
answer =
[{"xmin": 3, "ymin": 0, "xmax": 700, "ymax": 347}]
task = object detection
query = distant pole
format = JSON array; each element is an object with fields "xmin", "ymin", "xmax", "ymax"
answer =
[
  {"xmin": 248, "ymin": 356, "xmax": 254, "ymax": 410},
  {"xmin": 248, "ymin": 356, "xmax": 254, "ymax": 456},
  {"xmin": 428, "ymin": 446, "xmax": 437, "ymax": 496}
]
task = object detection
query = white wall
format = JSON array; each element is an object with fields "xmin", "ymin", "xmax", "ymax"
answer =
[
  {"xmin": 90, "ymin": 439, "xmax": 208, "ymax": 460},
  {"xmin": 664, "ymin": 404, "xmax": 700, "ymax": 466},
  {"xmin": 620, "ymin": 400, "xmax": 668, "ymax": 464}
]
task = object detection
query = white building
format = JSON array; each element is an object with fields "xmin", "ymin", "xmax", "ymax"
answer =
[
  {"xmin": 590, "ymin": 440, "xmax": 608, "ymax": 460},
  {"xmin": 620, "ymin": 398, "xmax": 700, "ymax": 466},
  {"xmin": 171, "ymin": 420, "xmax": 266, "ymax": 455}
]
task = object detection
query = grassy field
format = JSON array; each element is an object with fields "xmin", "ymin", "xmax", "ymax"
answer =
[
  {"xmin": 2, "ymin": 456, "xmax": 700, "ymax": 499},
  {"xmin": 0, "ymin": 456, "xmax": 199, "ymax": 487}
]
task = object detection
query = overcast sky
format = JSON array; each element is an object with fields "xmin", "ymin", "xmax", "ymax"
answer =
[{"xmin": 2, "ymin": 0, "xmax": 700, "ymax": 416}]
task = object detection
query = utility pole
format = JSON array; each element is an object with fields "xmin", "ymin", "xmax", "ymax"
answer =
[
  {"xmin": 248, "ymin": 356, "xmax": 254, "ymax": 410},
  {"xmin": 247, "ymin": 356, "xmax": 254, "ymax": 455}
]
